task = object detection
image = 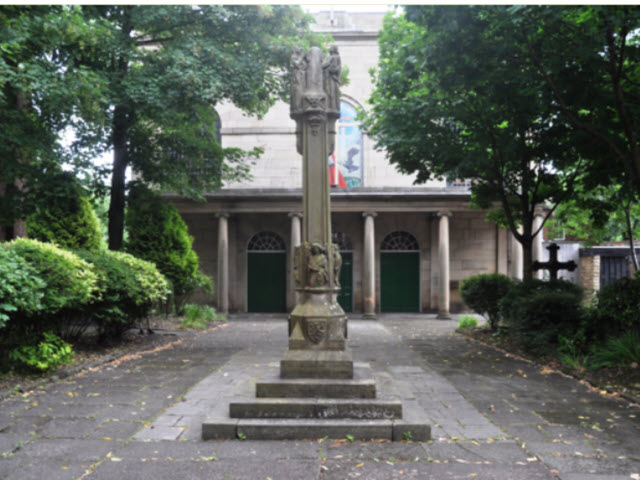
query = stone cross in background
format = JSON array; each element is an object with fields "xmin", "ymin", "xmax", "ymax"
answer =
[
  {"xmin": 532, "ymin": 242, "xmax": 577, "ymax": 281},
  {"xmin": 283, "ymin": 45, "xmax": 352, "ymax": 379}
]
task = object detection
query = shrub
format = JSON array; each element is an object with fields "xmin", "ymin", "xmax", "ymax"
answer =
[
  {"xmin": 77, "ymin": 250, "xmax": 170, "ymax": 339},
  {"xmin": 590, "ymin": 332, "xmax": 640, "ymax": 369},
  {"xmin": 457, "ymin": 314, "xmax": 478, "ymax": 330},
  {"xmin": 8, "ymin": 332, "xmax": 75, "ymax": 373},
  {"xmin": 595, "ymin": 274, "xmax": 640, "ymax": 337},
  {"xmin": 125, "ymin": 184, "xmax": 203, "ymax": 309},
  {"xmin": 1, "ymin": 239, "xmax": 98, "ymax": 335},
  {"xmin": 26, "ymin": 172, "xmax": 102, "ymax": 251},
  {"xmin": 180, "ymin": 304, "xmax": 220, "ymax": 329},
  {"xmin": 460, "ymin": 273, "xmax": 513, "ymax": 331},
  {"xmin": 500, "ymin": 279, "xmax": 585, "ymax": 356},
  {"xmin": 0, "ymin": 248, "xmax": 46, "ymax": 329}
]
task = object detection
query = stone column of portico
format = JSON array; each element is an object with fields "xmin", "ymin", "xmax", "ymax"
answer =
[
  {"xmin": 288, "ymin": 212, "xmax": 302, "ymax": 309},
  {"xmin": 362, "ymin": 212, "xmax": 377, "ymax": 319},
  {"xmin": 510, "ymin": 231, "xmax": 524, "ymax": 280},
  {"xmin": 533, "ymin": 214, "xmax": 544, "ymax": 280},
  {"xmin": 437, "ymin": 211, "xmax": 451, "ymax": 319},
  {"xmin": 216, "ymin": 213, "xmax": 229, "ymax": 314}
]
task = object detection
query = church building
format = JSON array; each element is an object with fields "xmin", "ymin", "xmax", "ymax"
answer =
[{"xmin": 168, "ymin": 11, "xmax": 531, "ymax": 317}]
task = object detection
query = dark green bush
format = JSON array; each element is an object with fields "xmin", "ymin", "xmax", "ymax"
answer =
[
  {"xmin": 0, "ymin": 248, "xmax": 47, "ymax": 329},
  {"xmin": 26, "ymin": 172, "xmax": 102, "ymax": 251},
  {"xmin": 459, "ymin": 273, "xmax": 513, "ymax": 330},
  {"xmin": 125, "ymin": 184, "xmax": 203, "ymax": 309},
  {"xmin": 77, "ymin": 249, "xmax": 170, "ymax": 339},
  {"xmin": 595, "ymin": 274, "xmax": 640, "ymax": 337},
  {"xmin": 500, "ymin": 279, "xmax": 585, "ymax": 356},
  {"xmin": 1, "ymin": 239, "xmax": 98, "ymax": 335}
]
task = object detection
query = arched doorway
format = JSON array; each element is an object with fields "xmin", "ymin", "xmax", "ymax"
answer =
[
  {"xmin": 247, "ymin": 231, "xmax": 286, "ymax": 312},
  {"xmin": 333, "ymin": 231, "xmax": 353, "ymax": 312},
  {"xmin": 380, "ymin": 231, "xmax": 420, "ymax": 312}
]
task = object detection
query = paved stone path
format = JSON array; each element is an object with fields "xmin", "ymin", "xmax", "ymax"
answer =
[{"xmin": 0, "ymin": 315, "xmax": 638, "ymax": 480}]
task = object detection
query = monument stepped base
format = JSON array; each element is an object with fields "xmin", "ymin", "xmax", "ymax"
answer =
[{"xmin": 202, "ymin": 363, "xmax": 431, "ymax": 441}]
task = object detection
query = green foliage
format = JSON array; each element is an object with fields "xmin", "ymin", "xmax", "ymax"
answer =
[
  {"xmin": 365, "ymin": 7, "xmax": 584, "ymax": 279},
  {"xmin": 460, "ymin": 274, "xmax": 513, "ymax": 331},
  {"xmin": 125, "ymin": 184, "xmax": 199, "ymax": 304},
  {"xmin": 0, "ymin": 6, "xmax": 108, "ymax": 228},
  {"xmin": 180, "ymin": 304, "xmax": 220, "ymax": 330},
  {"xmin": 26, "ymin": 172, "xmax": 102, "ymax": 251},
  {"xmin": 0, "ymin": 248, "xmax": 46, "ymax": 329},
  {"xmin": 77, "ymin": 249, "xmax": 170, "ymax": 339},
  {"xmin": 500, "ymin": 280, "xmax": 585, "ymax": 356},
  {"xmin": 595, "ymin": 275, "xmax": 640, "ymax": 337},
  {"xmin": 511, "ymin": 6, "xmax": 640, "ymax": 199},
  {"xmin": 590, "ymin": 332, "xmax": 640, "ymax": 369},
  {"xmin": 69, "ymin": 5, "xmax": 325, "ymax": 248},
  {"xmin": 8, "ymin": 332, "xmax": 74, "ymax": 373},
  {"xmin": 2, "ymin": 239, "xmax": 98, "ymax": 328},
  {"xmin": 457, "ymin": 315, "xmax": 478, "ymax": 330},
  {"xmin": 175, "ymin": 270, "xmax": 215, "ymax": 315}
]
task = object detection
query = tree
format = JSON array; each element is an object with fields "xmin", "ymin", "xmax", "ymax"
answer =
[
  {"xmin": 71, "ymin": 6, "xmax": 322, "ymax": 250},
  {"xmin": 0, "ymin": 6, "xmax": 106, "ymax": 239},
  {"xmin": 26, "ymin": 172, "xmax": 102, "ymax": 251},
  {"xmin": 365, "ymin": 7, "xmax": 581, "ymax": 279},
  {"xmin": 124, "ymin": 183, "xmax": 200, "ymax": 312},
  {"xmin": 513, "ymin": 6, "xmax": 640, "ymax": 199}
]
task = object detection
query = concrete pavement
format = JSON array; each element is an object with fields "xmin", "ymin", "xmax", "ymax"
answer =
[{"xmin": 0, "ymin": 314, "xmax": 638, "ymax": 479}]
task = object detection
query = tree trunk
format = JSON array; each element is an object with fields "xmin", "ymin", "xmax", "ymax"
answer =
[
  {"xmin": 107, "ymin": 111, "xmax": 128, "ymax": 251},
  {"xmin": 521, "ymin": 238, "xmax": 534, "ymax": 282},
  {"xmin": 624, "ymin": 205, "xmax": 639, "ymax": 272}
]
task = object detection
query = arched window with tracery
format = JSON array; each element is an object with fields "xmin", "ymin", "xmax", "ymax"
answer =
[{"xmin": 330, "ymin": 100, "xmax": 364, "ymax": 188}]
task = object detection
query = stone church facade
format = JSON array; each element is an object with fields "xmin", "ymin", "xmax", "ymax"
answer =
[{"xmin": 168, "ymin": 11, "xmax": 530, "ymax": 316}]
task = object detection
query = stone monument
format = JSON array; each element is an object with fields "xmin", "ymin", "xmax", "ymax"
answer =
[
  {"xmin": 202, "ymin": 47, "xmax": 430, "ymax": 441},
  {"xmin": 282, "ymin": 45, "xmax": 352, "ymax": 379}
]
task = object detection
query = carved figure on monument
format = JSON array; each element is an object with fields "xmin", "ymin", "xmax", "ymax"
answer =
[
  {"xmin": 332, "ymin": 243, "xmax": 342, "ymax": 288},
  {"xmin": 308, "ymin": 243, "xmax": 329, "ymax": 288},
  {"xmin": 290, "ymin": 46, "xmax": 307, "ymax": 154},
  {"xmin": 323, "ymin": 45, "xmax": 341, "ymax": 114}
]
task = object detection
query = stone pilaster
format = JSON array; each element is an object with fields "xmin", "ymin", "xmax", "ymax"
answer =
[
  {"xmin": 288, "ymin": 212, "xmax": 302, "ymax": 310},
  {"xmin": 216, "ymin": 213, "xmax": 229, "ymax": 314},
  {"xmin": 437, "ymin": 211, "xmax": 451, "ymax": 319},
  {"xmin": 362, "ymin": 212, "xmax": 377, "ymax": 319},
  {"xmin": 579, "ymin": 255, "xmax": 600, "ymax": 304}
]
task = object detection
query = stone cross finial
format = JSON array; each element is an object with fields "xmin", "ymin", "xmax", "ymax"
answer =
[{"xmin": 532, "ymin": 242, "xmax": 577, "ymax": 280}]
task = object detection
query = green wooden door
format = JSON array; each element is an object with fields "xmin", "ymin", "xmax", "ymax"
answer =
[
  {"xmin": 337, "ymin": 251, "xmax": 353, "ymax": 312},
  {"xmin": 380, "ymin": 252, "xmax": 420, "ymax": 312},
  {"xmin": 247, "ymin": 252, "xmax": 286, "ymax": 312}
]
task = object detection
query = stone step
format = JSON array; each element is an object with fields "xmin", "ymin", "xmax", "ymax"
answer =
[
  {"xmin": 202, "ymin": 418, "xmax": 431, "ymax": 441},
  {"xmin": 256, "ymin": 377, "xmax": 376, "ymax": 399},
  {"xmin": 229, "ymin": 398, "xmax": 402, "ymax": 419},
  {"xmin": 256, "ymin": 362, "xmax": 377, "ymax": 399}
]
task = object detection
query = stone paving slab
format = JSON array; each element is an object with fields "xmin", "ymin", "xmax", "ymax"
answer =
[{"xmin": 0, "ymin": 315, "xmax": 638, "ymax": 479}]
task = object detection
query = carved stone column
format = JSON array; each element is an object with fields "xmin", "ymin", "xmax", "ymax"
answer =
[
  {"xmin": 362, "ymin": 212, "xmax": 377, "ymax": 319},
  {"xmin": 288, "ymin": 212, "xmax": 302, "ymax": 310},
  {"xmin": 437, "ymin": 211, "xmax": 451, "ymax": 319},
  {"xmin": 216, "ymin": 213, "xmax": 229, "ymax": 314},
  {"xmin": 533, "ymin": 214, "xmax": 544, "ymax": 280},
  {"xmin": 283, "ymin": 46, "xmax": 351, "ymax": 379}
]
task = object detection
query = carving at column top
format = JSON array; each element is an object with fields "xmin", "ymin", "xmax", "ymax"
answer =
[
  {"xmin": 288, "ymin": 212, "xmax": 303, "ymax": 219},
  {"xmin": 290, "ymin": 46, "xmax": 307, "ymax": 119},
  {"xmin": 362, "ymin": 211, "xmax": 378, "ymax": 218},
  {"xmin": 437, "ymin": 211, "xmax": 452, "ymax": 218},
  {"xmin": 323, "ymin": 45, "xmax": 341, "ymax": 118},
  {"xmin": 216, "ymin": 212, "xmax": 230, "ymax": 219}
]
